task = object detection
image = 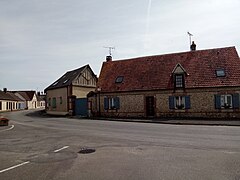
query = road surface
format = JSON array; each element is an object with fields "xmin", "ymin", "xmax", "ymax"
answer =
[{"xmin": 0, "ymin": 110, "xmax": 240, "ymax": 180}]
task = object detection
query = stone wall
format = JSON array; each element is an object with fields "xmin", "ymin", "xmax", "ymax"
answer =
[{"xmin": 89, "ymin": 87, "xmax": 240, "ymax": 119}]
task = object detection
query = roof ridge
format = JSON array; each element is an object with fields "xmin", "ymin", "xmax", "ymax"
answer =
[
  {"xmin": 45, "ymin": 64, "xmax": 95, "ymax": 91},
  {"xmin": 66, "ymin": 64, "xmax": 89, "ymax": 73},
  {"xmin": 111, "ymin": 46, "xmax": 236, "ymax": 62}
]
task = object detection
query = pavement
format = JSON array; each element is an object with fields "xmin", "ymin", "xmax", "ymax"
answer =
[
  {"xmin": 2, "ymin": 110, "xmax": 240, "ymax": 126},
  {"xmin": 89, "ymin": 116, "xmax": 240, "ymax": 126}
]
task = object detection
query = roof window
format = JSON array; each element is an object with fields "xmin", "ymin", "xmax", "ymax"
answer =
[
  {"xmin": 52, "ymin": 81, "xmax": 59, "ymax": 86},
  {"xmin": 115, "ymin": 76, "xmax": 124, "ymax": 83},
  {"xmin": 216, "ymin": 69, "xmax": 225, "ymax": 77},
  {"xmin": 63, "ymin": 79, "xmax": 69, "ymax": 84}
]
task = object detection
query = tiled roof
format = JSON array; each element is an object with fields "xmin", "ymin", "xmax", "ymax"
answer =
[
  {"xmin": 37, "ymin": 95, "xmax": 45, "ymax": 101},
  {"xmin": 14, "ymin": 91, "xmax": 35, "ymax": 101},
  {"xmin": 98, "ymin": 47, "xmax": 240, "ymax": 92},
  {"xmin": 0, "ymin": 91, "xmax": 16, "ymax": 101},
  {"xmin": 6, "ymin": 92, "xmax": 23, "ymax": 101},
  {"xmin": 45, "ymin": 64, "xmax": 92, "ymax": 91}
]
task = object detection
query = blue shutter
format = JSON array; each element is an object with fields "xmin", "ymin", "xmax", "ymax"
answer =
[
  {"xmin": 114, "ymin": 97, "xmax": 120, "ymax": 109},
  {"xmin": 215, "ymin": 95, "xmax": 221, "ymax": 109},
  {"xmin": 232, "ymin": 93, "xmax": 239, "ymax": 109},
  {"xmin": 169, "ymin": 96, "xmax": 175, "ymax": 109},
  {"xmin": 104, "ymin": 97, "xmax": 109, "ymax": 110},
  {"xmin": 185, "ymin": 96, "xmax": 191, "ymax": 109}
]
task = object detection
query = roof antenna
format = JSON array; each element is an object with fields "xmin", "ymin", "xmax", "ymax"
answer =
[
  {"xmin": 103, "ymin": 46, "xmax": 115, "ymax": 56},
  {"xmin": 187, "ymin": 32, "xmax": 193, "ymax": 50}
]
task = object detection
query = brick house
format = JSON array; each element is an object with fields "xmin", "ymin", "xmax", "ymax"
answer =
[
  {"xmin": 45, "ymin": 65, "xmax": 97, "ymax": 115},
  {"xmin": 89, "ymin": 46, "xmax": 240, "ymax": 119}
]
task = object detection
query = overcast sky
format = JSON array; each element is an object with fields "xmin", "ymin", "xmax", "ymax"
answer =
[{"xmin": 0, "ymin": 0, "xmax": 239, "ymax": 92}]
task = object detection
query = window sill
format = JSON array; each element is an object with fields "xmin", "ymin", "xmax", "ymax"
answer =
[
  {"xmin": 170, "ymin": 109, "xmax": 186, "ymax": 112},
  {"xmin": 221, "ymin": 106, "xmax": 232, "ymax": 109}
]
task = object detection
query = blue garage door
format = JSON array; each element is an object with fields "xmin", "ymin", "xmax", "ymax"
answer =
[{"xmin": 75, "ymin": 98, "xmax": 88, "ymax": 117}]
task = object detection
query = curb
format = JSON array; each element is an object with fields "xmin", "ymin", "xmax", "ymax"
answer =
[{"xmin": 88, "ymin": 118, "xmax": 240, "ymax": 127}]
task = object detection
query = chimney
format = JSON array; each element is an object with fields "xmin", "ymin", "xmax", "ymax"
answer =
[
  {"xmin": 106, "ymin": 55, "xmax": 112, "ymax": 62},
  {"xmin": 3, "ymin": 88, "xmax": 7, "ymax": 93},
  {"xmin": 190, "ymin": 41, "xmax": 196, "ymax": 51}
]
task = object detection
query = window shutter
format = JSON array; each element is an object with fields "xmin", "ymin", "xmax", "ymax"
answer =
[
  {"xmin": 185, "ymin": 96, "xmax": 191, "ymax": 109},
  {"xmin": 214, "ymin": 95, "xmax": 221, "ymax": 109},
  {"xmin": 114, "ymin": 97, "xmax": 120, "ymax": 109},
  {"xmin": 169, "ymin": 96, "xmax": 175, "ymax": 109},
  {"xmin": 232, "ymin": 93, "xmax": 240, "ymax": 109},
  {"xmin": 104, "ymin": 97, "xmax": 109, "ymax": 110},
  {"xmin": 52, "ymin": 98, "xmax": 56, "ymax": 108}
]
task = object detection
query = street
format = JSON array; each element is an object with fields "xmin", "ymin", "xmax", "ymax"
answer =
[{"xmin": 0, "ymin": 110, "xmax": 240, "ymax": 180}]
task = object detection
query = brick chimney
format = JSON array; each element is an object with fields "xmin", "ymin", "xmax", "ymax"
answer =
[
  {"xmin": 3, "ymin": 88, "xmax": 7, "ymax": 93},
  {"xmin": 190, "ymin": 41, "xmax": 196, "ymax": 51},
  {"xmin": 106, "ymin": 55, "xmax": 112, "ymax": 62}
]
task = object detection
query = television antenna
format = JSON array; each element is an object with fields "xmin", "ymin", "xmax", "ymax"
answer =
[
  {"xmin": 103, "ymin": 46, "xmax": 115, "ymax": 56},
  {"xmin": 187, "ymin": 32, "xmax": 193, "ymax": 48}
]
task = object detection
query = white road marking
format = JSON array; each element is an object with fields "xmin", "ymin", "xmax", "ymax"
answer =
[
  {"xmin": 224, "ymin": 151, "xmax": 238, "ymax": 154},
  {"xmin": 0, "ymin": 125, "xmax": 14, "ymax": 132},
  {"xmin": 0, "ymin": 161, "xmax": 30, "ymax": 174},
  {"xmin": 54, "ymin": 146, "xmax": 69, "ymax": 153}
]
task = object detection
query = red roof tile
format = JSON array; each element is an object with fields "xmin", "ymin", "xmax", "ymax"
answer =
[{"xmin": 98, "ymin": 47, "xmax": 240, "ymax": 92}]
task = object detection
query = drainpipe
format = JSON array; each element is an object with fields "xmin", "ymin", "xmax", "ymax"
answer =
[{"xmin": 97, "ymin": 88, "xmax": 101, "ymax": 117}]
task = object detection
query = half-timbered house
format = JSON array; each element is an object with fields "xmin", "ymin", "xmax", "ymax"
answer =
[{"xmin": 45, "ymin": 65, "xmax": 97, "ymax": 115}]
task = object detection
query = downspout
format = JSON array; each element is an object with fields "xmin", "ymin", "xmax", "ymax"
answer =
[{"xmin": 67, "ymin": 86, "xmax": 69, "ymax": 112}]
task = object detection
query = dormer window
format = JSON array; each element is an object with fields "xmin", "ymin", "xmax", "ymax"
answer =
[
  {"xmin": 115, "ymin": 76, "xmax": 124, "ymax": 83},
  {"xmin": 175, "ymin": 74, "xmax": 184, "ymax": 88},
  {"xmin": 216, "ymin": 69, "xmax": 225, "ymax": 77},
  {"xmin": 172, "ymin": 63, "xmax": 187, "ymax": 89}
]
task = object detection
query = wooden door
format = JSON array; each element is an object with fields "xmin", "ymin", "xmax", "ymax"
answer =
[{"xmin": 146, "ymin": 96, "xmax": 155, "ymax": 117}]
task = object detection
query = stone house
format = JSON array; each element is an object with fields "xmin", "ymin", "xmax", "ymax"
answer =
[
  {"xmin": 45, "ymin": 65, "xmax": 97, "ymax": 115},
  {"xmin": 89, "ymin": 46, "xmax": 240, "ymax": 119}
]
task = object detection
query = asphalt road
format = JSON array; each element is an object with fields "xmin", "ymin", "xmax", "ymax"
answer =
[{"xmin": 0, "ymin": 110, "xmax": 240, "ymax": 180}]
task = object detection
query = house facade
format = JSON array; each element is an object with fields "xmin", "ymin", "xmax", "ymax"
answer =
[
  {"xmin": 0, "ymin": 90, "xmax": 22, "ymax": 112},
  {"xmin": 89, "ymin": 47, "xmax": 240, "ymax": 119},
  {"xmin": 14, "ymin": 91, "xmax": 38, "ymax": 109},
  {"xmin": 36, "ymin": 92, "xmax": 46, "ymax": 108},
  {"xmin": 45, "ymin": 65, "xmax": 97, "ymax": 115}
]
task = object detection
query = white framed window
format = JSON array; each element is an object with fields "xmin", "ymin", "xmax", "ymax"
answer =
[
  {"xmin": 175, "ymin": 96, "xmax": 185, "ymax": 109},
  {"xmin": 109, "ymin": 98, "xmax": 116, "ymax": 109},
  {"xmin": 221, "ymin": 94, "xmax": 232, "ymax": 108},
  {"xmin": 104, "ymin": 97, "xmax": 120, "ymax": 110},
  {"xmin": 175, "ymin": 74, "xmax": 184, "ymax": 88}
]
